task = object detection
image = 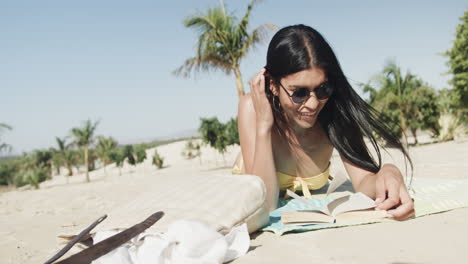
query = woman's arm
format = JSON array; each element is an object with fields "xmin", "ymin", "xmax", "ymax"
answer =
[
  {"xmin": 238, "ymin": 70, "xmax": 279, "ymax": 211},
  {"xmin": 340, "ymin": 155, "xmax": 415, "ymax": 220}
]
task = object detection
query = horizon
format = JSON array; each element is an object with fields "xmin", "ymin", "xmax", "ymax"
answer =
[
  {"xmin": 1, "ymin": 0, "xmax": 466, "ymax": 154},
  {"xmin": 0, "ymin": 129, "xmax": 200, "ymax": 159}
]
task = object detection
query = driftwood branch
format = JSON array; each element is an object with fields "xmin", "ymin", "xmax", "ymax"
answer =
[
  {"xmin": 45, "ymin": 211, "xmax": 164, "ymax": 264},
  {"xmin": 44, "ymin": 215, "xmax": 108, "ymax": 264}
]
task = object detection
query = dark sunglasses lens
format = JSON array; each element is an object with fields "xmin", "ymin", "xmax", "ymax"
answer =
[
  {"xmin": 291, "ymin": 88, "xmax": 309, "ymax": 103},
  {"xmin": 315, "ymin": 84, "xmax": 333, "ymax": 99}
]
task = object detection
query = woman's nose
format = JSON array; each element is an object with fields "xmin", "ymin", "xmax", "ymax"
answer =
[{"xmin": 301, "ymin": 94, "xmax": 320, "ymax": 111}]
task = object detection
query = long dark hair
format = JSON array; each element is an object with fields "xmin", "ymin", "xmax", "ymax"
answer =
[{"xmin": 264, "ymin": 24, "xmax": 413, "ymax": 183}]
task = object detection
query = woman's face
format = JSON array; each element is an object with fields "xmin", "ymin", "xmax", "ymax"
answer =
[{"xmin": 272, "ymin": 67, "xmax": 329, "ymax": 133}]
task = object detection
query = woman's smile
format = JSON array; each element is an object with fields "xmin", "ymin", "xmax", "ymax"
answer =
[{"xmin": 298, "ymin": 111, "xmax": 316, "ymax": 119}]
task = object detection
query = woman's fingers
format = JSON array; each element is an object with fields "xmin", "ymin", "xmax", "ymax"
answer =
[
  {"xmin": 250, "ymin": 69, "xmax": 274, "ymax": 130},
  {"xmin": 372, "ymin": 165, "xmax": 414, "ymax": 220},
  {"xmin": 249, "ymin": 68, "xmax": 274, "ymax": 130},
  {"xmin": 376, "ymin": 177, "xmax": 400, "ymax": 210},
  {"xmin": 255, "ymin": 69, "xmax": 266, "ymax": 92},
  {"xmin": 387, "ymin": 185, "xmax": 415, "ymax": 220},
  {"xmin": 250, "ymin": 69, "xmax": 265, "ymax": 94},
  {"xmin": 387, "ymin": 204, "xmax": 415, "ymax": 220},
  {"xmin": 375, "ymin": 176, "xmax": 386, "ymax": 206},
  {"xmin": 250, "ymin": 69, "xmax": 269, "ymax": 103},
  {"xmin": 387, "ymin": 207, "xmax": 415, "ymax": 220}
]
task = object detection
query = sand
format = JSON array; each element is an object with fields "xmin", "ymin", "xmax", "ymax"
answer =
[{"xmin": 1, "ymin": 138, "xmax": 467, "ymax": 264}]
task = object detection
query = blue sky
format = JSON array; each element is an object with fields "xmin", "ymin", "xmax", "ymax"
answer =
[{"xmin": 1, "ymin": 0, "xmax": 466, "ymax": 154}]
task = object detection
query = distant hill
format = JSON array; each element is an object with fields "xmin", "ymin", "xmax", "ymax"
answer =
[
  {"xmin": 0, "ymin": 155, "xmax": 20, "ymax": 161},
  {"xmin": 154, "ymin": 128, "xmax": 201, "ymax": 141},
  {"xmin": 0, "ymin": 129, "xmax": 201, "ymax": 158},
  {"xmin": 119, "ymin": 128, "xmax": 200, "ymax": 146}
]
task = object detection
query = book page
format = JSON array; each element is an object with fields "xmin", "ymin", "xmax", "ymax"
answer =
[
  {"xmin": 326, "ymin": 194, "xmax": 352, "ymax": 213},
  {"xmin": 286, "ymin": 189, "xmax": 330, "ymax": 215},
  {"xmin": 326, "ymin": 171, "xmax": 348, "ymax": 197},
  {"xmin": 330, "ymin": 192, "xmax": 376, "ymax": 217},
  {"xmin": 335, "ymin": 209, "xmax": 388, "ymax": 224},
  {"xmin": 282, "ymin": 211, "xmax": 334, "ymax": 225}
]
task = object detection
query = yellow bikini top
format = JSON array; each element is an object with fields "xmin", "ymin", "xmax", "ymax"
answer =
[{"xmin": 232, "ymin": 152, "xmax": 331, "ymax": 199}]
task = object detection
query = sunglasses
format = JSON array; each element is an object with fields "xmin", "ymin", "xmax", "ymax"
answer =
[{"xmin": 279, "ymin": 82, "xmax": 334, "ymax": 104}]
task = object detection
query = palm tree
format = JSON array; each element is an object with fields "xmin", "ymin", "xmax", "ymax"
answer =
[
  {"xmin": 0, "ymin": 123, "xmax": 13, "ymax": 154},
  {"xmin": 54, "ymin": 137, "xmax": 76, "ymax": 177},
  {"xmin": 71, "ymin": 120, "xmax": 99, "ymax": 182},
  {"xmin": 50, "ymin": 148, "xmax": 63, "ymax": 176},
  {"xmin": 109, "ymin": 149, "xmax": 125, "ymax": 176},
  {"xmin": 382, "ymin": 60, "xmax": 415, "ymax": 138},
  {"xmin": 363, "ymin": 60, "xmax": 419, "ymax": 144},
  {"xmin": 173, "ymin": 0, "xmax": 276, "ymax": 97},
  {"xmin": 30, "ymin": 149, "xmax": 54, "ymax": 179},
  {"xmin": 96, "ymin": 136, "xmax": 118, "ymax": 175}
]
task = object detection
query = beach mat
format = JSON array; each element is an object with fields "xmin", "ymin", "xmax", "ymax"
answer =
[{"xmin": 263, "ymin": 177, "xmax": 468, "ymax": 235}]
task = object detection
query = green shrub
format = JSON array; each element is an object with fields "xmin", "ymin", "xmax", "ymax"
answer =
[
  {"xmin": 438, "ymin": 114, "xmax": 467, "ymax": 141},
  {"xmin": 14, "ymin": 167, "xmax": 48, "ymax": 189},
  {"xmin": 0, "ymin": 159, "xmax": 20, "ymax": 185},
  {"xmin": 152, "ymin": 150, "xmax": 164, "ymax": 169},
  {"xmin": 181, "ymin": 139, "xmax": 201, "ymax": 160},
  {"xmin": 134, "ymin": 145, "xmax": 147, "ymax": 164},
  {"xmin": 122, "ymin": 145, "xmax": 136, "ymax": 166}
]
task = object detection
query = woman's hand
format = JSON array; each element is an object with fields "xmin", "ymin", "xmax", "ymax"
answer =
[
  {"xmin": 249, "ymin": 68, "xmax": 274, "ymax": 133},
  {"xmin": 375, "ymin": 164, "xmax": 415, "ymax": 220}
]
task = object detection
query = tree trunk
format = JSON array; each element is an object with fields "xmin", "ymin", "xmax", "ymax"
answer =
[
  {"xmin": 66, "ymin": 163, "xmax": 73, "ymax": 176},
  {"xmin": 399, "ymin": 107, "xmax": 408, "ymax": 147},
  {"xmin": 84, "ymin": 146, "xmax": 90, "ymax": 182},
  {"xmin": 234, "ymin": 66, "xmax": 245, "ymax": 97},
  {"xmin": 411, "ymin": 128, "xmax": 418, "ymax": 145}
]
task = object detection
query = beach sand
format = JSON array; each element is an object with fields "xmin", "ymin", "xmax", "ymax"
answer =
[{"xmin": 1, "ymin": 139, "xmax": 467, "ymax": 264}]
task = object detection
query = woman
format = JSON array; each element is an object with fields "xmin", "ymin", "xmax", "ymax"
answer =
[{"xmin": 234, "ymin": 24, "xmax": 415, "ymax": 220}]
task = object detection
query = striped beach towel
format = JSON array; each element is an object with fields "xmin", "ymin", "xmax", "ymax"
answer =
[{"xmin": 263, "ymin": 178, "xmax": 468, "ymax": 235}]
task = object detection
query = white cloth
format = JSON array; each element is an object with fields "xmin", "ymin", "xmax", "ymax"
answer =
[{"xmin": 91, "ymin": 220, "xmax": 250, "ymax": 264}]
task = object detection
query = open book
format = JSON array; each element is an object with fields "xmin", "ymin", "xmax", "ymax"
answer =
[{"xmin": 281, "ymin": 189, "xmax": 389, "ymax": 225}]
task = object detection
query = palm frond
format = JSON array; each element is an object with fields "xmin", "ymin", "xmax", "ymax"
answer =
[
  {"xmin": 0, "ymin": 143, "xmax": 11, "ymax": 153},
  {"xmin": 173, "ymin": 56, "xmax": 233, "ymax": 78},
  {"xmin": 184, "ymin": 14, "xmax": 217, "ymax": 33},
  {"xmin": 238, "ymin": 23, "xmax": 277, "ymax": 58},
  {"xmin": 0, "ymin": 123, "xmax": 12, "ymax": 131},
  {"xmin": 55, "ymin": 137, "xmax": 69, "ymax": 152},
  {"xmin": 401, "ymin": 71, "xmax": 417, "ymax": 94},
  {"xmin": 71, "ymin": 120, "xmax": 99, "ymax": 147},
  {"xmin": 0, "ymin": 123, "xmax": 13, "ymax": 154},
  {"xmin": 175, "ymin": 0, "xmax": 275, "ymax": 96},
  {"xmin": 236, "ymin": 0, "xmax": 262, "ymax": 34}
]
